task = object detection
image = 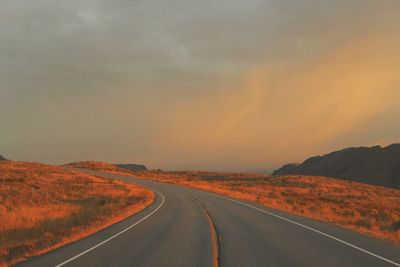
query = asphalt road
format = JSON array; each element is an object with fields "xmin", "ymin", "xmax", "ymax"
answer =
[{"xmin": 18, "ymin": 172, "xmax": 400, "ymax": 267}]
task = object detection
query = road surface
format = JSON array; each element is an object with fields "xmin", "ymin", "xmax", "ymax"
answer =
[{"xmin": 18, "ymin": 172, "xmax": 400, "ymax": 267}]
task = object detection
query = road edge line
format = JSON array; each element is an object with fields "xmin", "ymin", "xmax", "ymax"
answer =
[
  {"xmin": 197, "ymin": 190, "xmax": 400, "ymax": 267},
  {"xmin": 55, "ymin": 189, "xmax": 165, "ymax": 267}
]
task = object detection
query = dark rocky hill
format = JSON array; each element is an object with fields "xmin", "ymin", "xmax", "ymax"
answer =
[
  {"xmin": 0, "ymin": 155, "xmax": 6, "ymax": 161},
  {"xmin": 273, "ymin": 144, "xmax": 400, "ymax": 189},
  {"xmin": 115, "ymin": 163, "xmax": 147, "ymax": 172}
]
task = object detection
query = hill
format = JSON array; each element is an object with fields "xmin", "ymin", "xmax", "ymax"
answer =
[
  {"xmin": 0, "ymin": 160, "xmax": 154, "ymax": 266},
  {"xmin": 115, "ymin": 163, "xmax": 147, "ymax": 172},
  {"xmin": 0, "ymin": 155, "xmax": 6, "ymax": 161},
  {"xmin": 65, "ymin": 161, "xmax": 131, "ymax": 173},
  {"xmin": 273, "ymin": 144, "xmax": 400, "ymax": 188}
]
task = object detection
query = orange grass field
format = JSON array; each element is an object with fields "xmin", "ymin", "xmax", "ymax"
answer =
[
  {"xmin": 131, "ymin": 170, "xmax": 400, "ymax": 244},
  {"xmin": 0, "ymin": 161, "xmax": 154, "ymax": 267}
]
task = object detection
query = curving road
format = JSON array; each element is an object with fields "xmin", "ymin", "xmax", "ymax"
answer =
[{"xmin": 18, "ymin": 172, "xmax": 400, "ymax": 267}]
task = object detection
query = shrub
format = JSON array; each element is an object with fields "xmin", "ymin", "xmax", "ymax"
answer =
[
  {"xmin": 391, "ymin": 221, "xmax": 400, "ymax": 232},
  {"xmin": 354, "ymin": 219, "xmax": 371, "ymax": 229}
]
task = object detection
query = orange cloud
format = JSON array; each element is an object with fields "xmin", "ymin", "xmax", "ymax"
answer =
[{"xmin": 155, "ymin": 28, "xmax": 400, "ymax": 169}]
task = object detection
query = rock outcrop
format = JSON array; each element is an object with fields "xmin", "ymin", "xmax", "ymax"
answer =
[{"xmin": 115, "ymin": 163, "xmax": 147, "ymax": 172}]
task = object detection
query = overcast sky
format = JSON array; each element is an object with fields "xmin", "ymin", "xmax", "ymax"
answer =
[{"xmin": 1, "ymin": 0, "xmax": 400, "ymax": 171}]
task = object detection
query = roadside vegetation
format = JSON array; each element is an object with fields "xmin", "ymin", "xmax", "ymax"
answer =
[
  {"xmin": 0, "ymin": 161, "xmax": 154, "ymax": 267},
  {"xmin": 60, "ymin": 162, "xmax": 400, "ymax": 244},
  {"xmin": 133, "ymin": 170, "xmax": 400, "ymax": 244},
  {"xmin": 65, "ymin": 161, "xmax": 131, "ymax": 174}
]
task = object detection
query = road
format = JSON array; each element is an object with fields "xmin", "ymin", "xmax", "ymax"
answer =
[{"xmin": 18, "ymin": 172, "xmax": 400, "ymax": 267}]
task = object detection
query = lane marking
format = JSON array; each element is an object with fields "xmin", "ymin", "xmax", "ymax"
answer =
[
  {"xmin": 185, "ymin": 194, "xmax": 220, "ymax": 267},
  {"xmin": 202, "ymin": 204, "xmax": 220, "ymax": 267},
  {"xmin": 55, "ymin": 189, "xmax": 165, "ymax": 267},
  {"xmin": 197, "ymin": 190, "xmax": 400, "ymax": 267}
]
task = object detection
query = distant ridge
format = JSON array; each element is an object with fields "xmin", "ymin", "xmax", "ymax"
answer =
[
  {"xmin": 273, "ymin": 144, "xmax": 400, "ymax": 189},
  {"xmin": 115, "ymin": 163, "xmax": 147, "ymax": 172},
  {"xmin": 0, "ymin": 155, "xmax": 7, "ymax": 161}
]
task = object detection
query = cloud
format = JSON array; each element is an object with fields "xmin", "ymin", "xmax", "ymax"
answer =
[
  {"xmin": 155, "ymin": 25, "xmax": 400, "ymax": 170},
  {"xmin": 0, "ymin": 0, "xmax": 399, "ymax": 170}
]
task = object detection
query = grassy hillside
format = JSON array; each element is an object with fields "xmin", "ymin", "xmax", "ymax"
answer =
[
  {"xmin": 65, "ymin": 161, "xmax": 131, "ymax": 173},
  {"xmin": 58, "ymin": 162, "xmax": 400, "ymax": 244},
  {"xmin": 0, "ymin": 161, "xmax": 154, "ymax": 266}
]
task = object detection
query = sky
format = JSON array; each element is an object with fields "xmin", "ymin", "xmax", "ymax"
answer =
[{"xmin": 1, "ymin": 0, "xmax": 400, "ymax": 171}]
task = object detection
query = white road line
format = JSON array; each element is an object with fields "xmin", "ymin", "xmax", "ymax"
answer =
[
  {"xmin": 55, "ymin": 189, "xmax": 165, "ymax": 267},
  {"xmin": 198, "ymin": 190, "xmax": 400, "ymax": 267}
]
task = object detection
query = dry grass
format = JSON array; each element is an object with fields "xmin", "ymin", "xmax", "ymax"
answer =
[
  {"xmin": 133, "ymin": 170, "xmax": 400, "ymax": 244},
  {"xmin": 0, "ymin": 161, "xmax": 154, "ymax": 267},
  {"xmin": 64, "ymin": 161, "xmax": 131, "ymax": 174},
  {"xmin": 57, "ymin": 162, "xmax": 400, "ymax": 244}
]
